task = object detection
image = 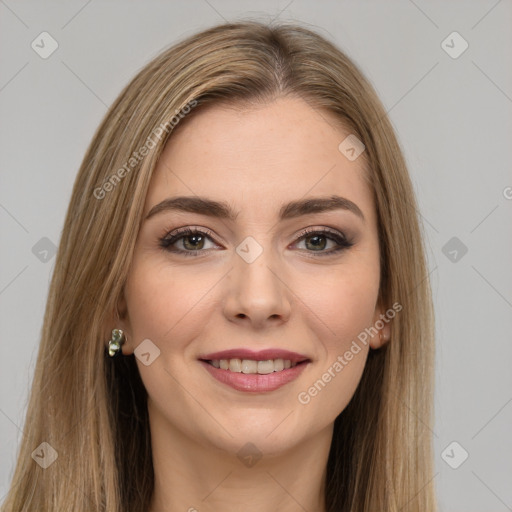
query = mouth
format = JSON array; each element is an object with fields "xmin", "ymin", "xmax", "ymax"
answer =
[{"xmin": 197, "ymin": 349, "xmax": 312, "ymax": 392}]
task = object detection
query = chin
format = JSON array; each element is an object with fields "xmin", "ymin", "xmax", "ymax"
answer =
[{"xmin": 209, "ymin": 431, "xmax": 301, "ymax": 461}]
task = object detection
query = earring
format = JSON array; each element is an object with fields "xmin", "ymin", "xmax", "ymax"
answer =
[{"xmin": 107, "ymin": 328, "xmax": 125, "ymax": 357}]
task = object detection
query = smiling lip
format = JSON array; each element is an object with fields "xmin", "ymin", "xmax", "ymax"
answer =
[
  {"xmin": 198, "ymin": 348, "xmax": 311, "ymax": 393},
  {"xmin": 199, "ymin": 360, "xmax": 310, "ymax": 392},
  {"xmin": 198, "ymin": 348, "xmax": 310, "ymax": 363}
]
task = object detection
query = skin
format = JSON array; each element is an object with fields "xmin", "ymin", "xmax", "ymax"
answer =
[{"xmin": 116, "ymin": 96, "xmax": 390, "ymax": 512}]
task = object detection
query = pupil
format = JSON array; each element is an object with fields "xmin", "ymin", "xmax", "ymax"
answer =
[
  {"xmin": 184, "ymin": 235, "xmax": 203, "ymax": 250},
  {"xmin": 307, "ymin": 235, "xmax": 326, "ymax": 250}
]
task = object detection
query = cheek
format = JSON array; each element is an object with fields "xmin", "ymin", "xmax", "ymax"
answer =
[
  {"xmin": 298, "ymin": 262, "xmax": 380, "ymax": 351},
  {"xmin": 293, "ymin": 265, "xmax": 379, "ymax": 413},
  {"xmin": 124, "ymin": 261, "xmax": 217, "ymax": 350}
]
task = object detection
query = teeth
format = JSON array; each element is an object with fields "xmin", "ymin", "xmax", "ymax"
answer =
[
  {"xmin": 241, "ymin": 359, "xmax": 256, "ymax": 373},
  {"xmin": 273, "ymin": 359, "xmax": 284, "ymax": 372},
  {"xmin": 229, "ymin": 359, "xmax": 242, "ymax": 372},
  {"xmin": 209, "ymin": 358, "xmax": 299, "ymax": 374}
]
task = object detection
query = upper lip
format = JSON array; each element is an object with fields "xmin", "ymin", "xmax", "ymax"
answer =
[{"xmin": 198, "ymin": 348, "xmax": 311, "ymax": 364}]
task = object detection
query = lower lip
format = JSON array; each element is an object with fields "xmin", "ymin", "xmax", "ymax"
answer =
[{"xmin": 199, "ymin": 360, "xmax": 310, "ymax": 392}]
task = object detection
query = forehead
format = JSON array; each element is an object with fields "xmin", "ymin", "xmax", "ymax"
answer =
[{"xmin": 145, "ymin": 97, "xmax": 375, "ymax": 224}]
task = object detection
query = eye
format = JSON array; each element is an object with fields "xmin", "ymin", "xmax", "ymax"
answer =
[
  {"xmin": 159, "ymin": 227, "xmax": 219, "ymax": 257},
  {"xmin": 159, "ymin": 226, "xmax": 354, "ymax": 257},
  {"xmin": 292, "ymin": 227, "xmax": 354, "ymax": 256}
]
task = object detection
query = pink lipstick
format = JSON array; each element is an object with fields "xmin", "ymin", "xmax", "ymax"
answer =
[{"xmin": 198, "ymin": 348, "xmax": 311, "ymax": 392}]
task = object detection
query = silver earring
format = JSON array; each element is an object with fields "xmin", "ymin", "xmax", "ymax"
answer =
[{"xmin": 107, "ymin": 328, "xmax": 125, "ymax": 357}]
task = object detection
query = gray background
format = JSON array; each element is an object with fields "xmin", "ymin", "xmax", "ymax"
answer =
[{"xmin": 1, "ymin": 1, "xmax": 511, "ymax": 510}]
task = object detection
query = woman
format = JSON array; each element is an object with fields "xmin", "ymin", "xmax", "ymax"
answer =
[{"xmin": 1, "ymin": 20, "xmax": 436, "ymax": 512}]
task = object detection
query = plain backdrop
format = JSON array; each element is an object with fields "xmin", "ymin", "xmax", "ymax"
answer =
[{"xmin": 1, "ymin": 1, "xmax": 511, "ymax": 511}]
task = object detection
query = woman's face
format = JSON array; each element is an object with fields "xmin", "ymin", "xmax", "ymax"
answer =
[{"xmin": 118, "ymin": 96, "xmax": 388, "ymax": 457}]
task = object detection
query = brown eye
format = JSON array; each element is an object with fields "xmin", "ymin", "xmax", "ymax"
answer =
[
  {"xmin": 160, "ymin": 228, "xmax": 219, "ymax": 257},
  {"xmin": 159, "ymin": 227, "xmax": 354, "ymax": 258}
]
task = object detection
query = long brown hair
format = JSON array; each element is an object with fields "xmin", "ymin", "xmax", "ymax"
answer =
[{"xmin": 1, "ymin": 20, "xmax": 436, "ymax": 511}]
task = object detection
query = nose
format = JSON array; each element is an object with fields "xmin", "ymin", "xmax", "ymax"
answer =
[{"xmin": 222, "ymin": 242, "xmax": 292, "ymax": 329}]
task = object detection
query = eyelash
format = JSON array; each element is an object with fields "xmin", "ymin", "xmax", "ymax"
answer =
[{"xmin": 158, "ymin": 226, "xmax": 354, "ymax": 258}]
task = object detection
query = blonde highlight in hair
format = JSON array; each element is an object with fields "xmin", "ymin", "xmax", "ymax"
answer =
[{"xmin": 2, "ymin": 20, "xmax": 436, "ymax": 512}]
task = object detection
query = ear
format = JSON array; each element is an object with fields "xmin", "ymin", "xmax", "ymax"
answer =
[
  {"xmin": 369, "ymin": 298, "xmax": 391, "ymax": 350},
  {"xmin": 106, "ymin": 289, "xmax": 135, "ymax": 355}
]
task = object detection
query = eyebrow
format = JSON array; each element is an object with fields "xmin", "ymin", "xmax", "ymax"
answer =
[{"xmin": 145, "ymin": 194, "xmax": 365, "ymax": 223}]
